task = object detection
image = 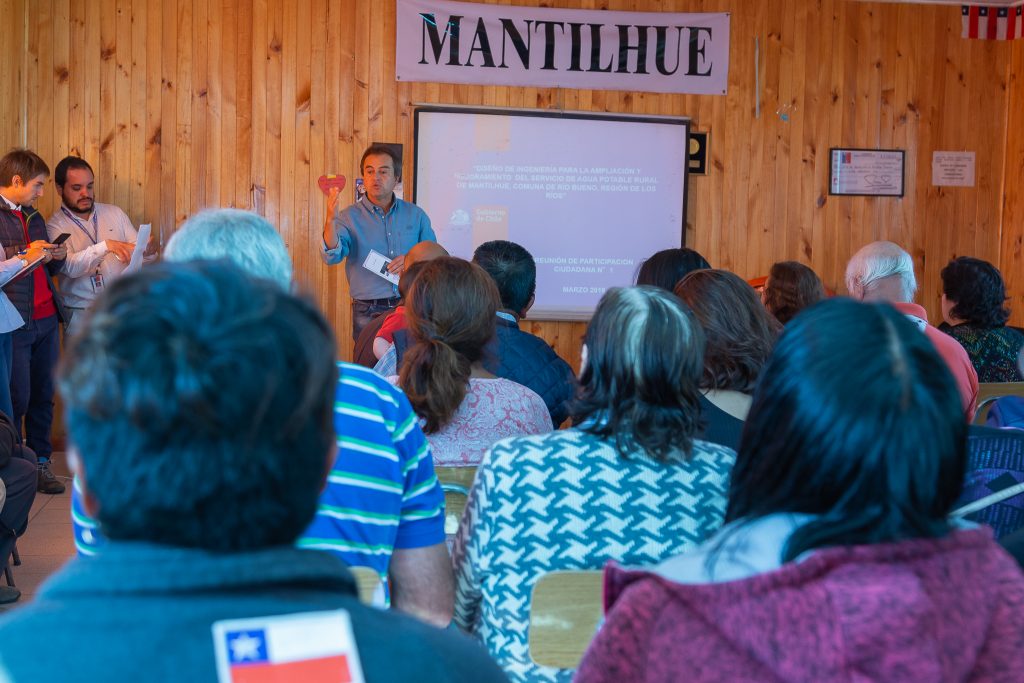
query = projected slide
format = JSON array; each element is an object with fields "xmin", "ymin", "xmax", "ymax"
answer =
[{"xmin": 414, "ymin": 108, "xmax": 689, "ymax": 319}]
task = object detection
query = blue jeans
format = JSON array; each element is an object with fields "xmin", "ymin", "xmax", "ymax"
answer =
[
  {"xmin": 0, "ymin": 332, "xmax": 13, "ymax": 421},
  {"xmin": 10, "ymin": 314, "xmax": 59, "ymax": 460}
]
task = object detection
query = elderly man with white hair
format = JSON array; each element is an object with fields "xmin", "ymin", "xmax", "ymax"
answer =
[
  {"xmin": 846, "ymin": 241, "xmax": 978, "ymax": 419},
  {"xmin": 69, "ymin": 208, "xmax": 454, "ymax": 628}
]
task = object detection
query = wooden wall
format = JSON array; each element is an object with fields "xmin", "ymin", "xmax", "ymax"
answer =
[
  {"xmin": 1001, "ymin": 40, "xmax": 1024, "ymax": 324},
  {"xmin": 1, "ymin": 0, "xmax": 1022, "ymax": 368}
]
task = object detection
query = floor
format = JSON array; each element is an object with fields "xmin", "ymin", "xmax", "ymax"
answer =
[{"xmin": 0, "ymin": 453, "xmax": 75, "ymax": 613}]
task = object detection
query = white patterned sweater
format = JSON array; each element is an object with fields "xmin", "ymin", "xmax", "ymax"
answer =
[{"xmin": 452, "ymin": 428, "xmax": 737, "ymax": 682}]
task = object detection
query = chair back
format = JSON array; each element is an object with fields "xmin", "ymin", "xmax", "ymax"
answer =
[
  {"xmin": 349, "ymin": 566, "xmax": 385, "ymax": 604},
  {"xmin": 974, "ymin": 382, "xmax": 1024, "ymax": 424},
  {"xmin": 954, "ymin": 425, "xmax": 1024, "ymax": 538},
  {"xmin": 435, "ymin": 466, "xmax": 477, "ymax": 535},
  {"xmin": 528, "ymin": 570, "xmax": 604, "ymax": 669}
]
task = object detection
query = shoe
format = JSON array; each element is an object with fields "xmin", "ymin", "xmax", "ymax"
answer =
[
  {"xmin": 0, "ymin": 586, "xmax": 20, "ymax": 604},
  {"xmin": 37, "ymin": 461, "xmax": 66, "ymax": 494}
]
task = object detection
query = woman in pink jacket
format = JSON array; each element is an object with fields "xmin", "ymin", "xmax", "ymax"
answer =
[{"xmin": 575, "ymin": 298, "xmax": 1024, "ymax": 683}]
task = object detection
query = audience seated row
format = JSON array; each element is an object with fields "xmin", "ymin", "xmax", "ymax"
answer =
[
  {"xmin": 8, "ymin": 212, "xmax": 1024, "ymax": 683},
  {"xmin": 0, "ymin": 258, "xmax": 505, "ymax": 682},
  {"xmin": 575, "ymin": 298, "xmax": 1024, "ymax": 682}
]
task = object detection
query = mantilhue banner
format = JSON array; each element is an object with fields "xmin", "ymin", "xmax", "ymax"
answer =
[{"xmin": 396, "ymin": 0, "xmax": 730, "ymax": 95}]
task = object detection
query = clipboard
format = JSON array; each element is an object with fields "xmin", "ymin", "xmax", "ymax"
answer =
[{"xmin": 3, "ymin": 253, "xmax": 48, "ymax": 287}]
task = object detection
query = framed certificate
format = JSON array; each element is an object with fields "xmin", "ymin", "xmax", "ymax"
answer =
[{"xmin": 829, "ymin": 148, "xmax": 905, "ymax": 197}]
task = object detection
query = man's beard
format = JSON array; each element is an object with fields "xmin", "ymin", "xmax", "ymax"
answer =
[{"xmin": 64, "ymin": 198, "xmax": 93, "ymax": 215}]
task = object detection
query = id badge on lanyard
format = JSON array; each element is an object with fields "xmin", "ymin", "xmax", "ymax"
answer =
[{"xmin": 90, "ymin": 272, "xmax": 104, "ymax": 293}]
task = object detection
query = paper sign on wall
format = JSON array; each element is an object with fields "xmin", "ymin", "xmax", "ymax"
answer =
[{"xmin": 932, "ymin": 152, "xmax": 976, "ymax": 187}]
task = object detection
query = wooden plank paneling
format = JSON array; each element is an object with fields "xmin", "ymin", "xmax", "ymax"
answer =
[
  {"xmin": 1001, "ymin": 41, "xmax": 1024, "ymax": 325},
  {"xmin": 2, "ymin": 0, "xmax": 1021, "ymax": 365}
]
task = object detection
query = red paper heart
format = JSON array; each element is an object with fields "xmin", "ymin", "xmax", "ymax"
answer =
[{"xmin": 317, "ymin": 174, "xmax": 347, "ymax": 195}]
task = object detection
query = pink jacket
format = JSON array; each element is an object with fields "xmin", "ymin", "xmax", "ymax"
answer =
[
  {"xmin": 575, "ymin": 528, "xmax": 1024, "ymax": 683},
  {"xmin": 892, "ymin": 301, "xmax": 979, "ymax": 419}
]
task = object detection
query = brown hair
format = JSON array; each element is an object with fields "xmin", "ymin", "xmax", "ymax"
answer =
[
  {"xmin": 360, "ymin": 144, "xmax": 401, "ymax": 180},
  {"xmin": 0, "ymin": 149, "xmax": 49, "ymax": 187},
  {"xmin": 399, "ymin": 257, "xmax": 499, "ymax": 433},
  {"xmin": 763, "ymin": 261, "xmax": 827, "ymax": 325},
  {"xmin": 674, "ymin": 269, "xmax": 781, "ymax": 394}
]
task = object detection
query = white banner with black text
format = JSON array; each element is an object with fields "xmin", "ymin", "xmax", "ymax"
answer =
[{"xmin": 396, "ymin": 0, "xmax": 730, "ymax": 95}]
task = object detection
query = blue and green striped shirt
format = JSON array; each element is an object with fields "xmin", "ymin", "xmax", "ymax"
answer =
[{"xmin": 298, "ymin": 363, "xmax": 445, "ymax": 577}]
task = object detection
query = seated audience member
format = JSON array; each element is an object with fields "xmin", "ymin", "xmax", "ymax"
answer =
[
  {"xmin": 71, "ymin": 210, "xmax": 453, "ymax": 628},
  {"xmin": 70, "ymin": 208, "xmax": 295, "ymax": 555},
  {"xmin": 0, "ymin": 261, "xmax": 505, "ymax": 682},
  {"xmin": 452, "ymin": 286, "xmax": 736, "ymax": 683},
  {"xmin": 395, "ymin": 257, "xmax": 551, "ymax": 466},
  {"xmin": 939, "ymin": 256, "xmax": 1024, "ymax": 383},
  {"xmin": 674, "ymin": 270, "xmax": 780, "ymax": 451},
  {"xmin": 379, "ymin": 241, "xmax": 576, "ymax": 426},
  {"xmin": 575, "ymin": 299, "xmax": 1024, "ymax": 683},
  {"xmin": 847, "ymin": 241, "xmax": 978, "ymax": 418},
  {"xmin": 355, "ymin": 240, "xmax": 449, "ymax": 367},
  {"xmin": 634, "ymin": 247, "xmax": 710, "ymax": 292},
  {"xmin": 162, "ymin": 208, "xmax": 294, "ymax": 288},
  {"xmin": 373, "ymin": 278, "xmax": 411, "ymax": 359},
  {"xmin": 761, "ymin": 260, "xmax": 826, "ymax": 325},
  {"xmin": 0, "ymin": 410, "xmax": 37, "ymax": 604},
  {"xmin": 471, "ymin": 240, "xmax": 576, "ymax": 426}
]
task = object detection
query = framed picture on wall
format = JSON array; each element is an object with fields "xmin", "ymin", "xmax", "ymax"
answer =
[{"xmin": 828, "ymin": 148, "xmax": 905, "ymax": 197}]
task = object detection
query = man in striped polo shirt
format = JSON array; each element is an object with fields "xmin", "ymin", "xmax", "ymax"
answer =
[
  {"xmin": 299, "ymin": 362, "xmax": 452, "ymax": 627},
  {"xmin": 69, "ymin": 208, "xmax": 453, "ymax": 627}
]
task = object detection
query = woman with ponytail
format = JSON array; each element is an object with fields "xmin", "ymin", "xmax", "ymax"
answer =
[
  {"xmin": 395, "ymin": 257, "xmax": 551, "ymax": 466},
  {"xmin": 576, "ymin": 298, "xmax": 1024, "ymax": 683}
]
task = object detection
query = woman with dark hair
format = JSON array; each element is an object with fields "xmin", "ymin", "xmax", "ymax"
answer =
[
  {"xmin": 634, "ymin": 247, "xmax": 710, "ymax": 291},
  {"xmin": 674, "ymin": 269, "xmax": 780, "ymax": 451},
  {"xmin": 397, "ymin": 257, "xmax": 551, "ymax": 465},
  {"xmin": 761, "ymin": 260, "xmax": 826, "ymax": 325},
  {"xmin": 452, "ymin": 286, "xmax": 736, "ymax": 683},
  {"xmin": 940, "ymin": 256, "xmax": 1024, "ymax": 382},
  {"xmin": 576, "ymin": 299, "xmax": 1024, "ymax": 683}
]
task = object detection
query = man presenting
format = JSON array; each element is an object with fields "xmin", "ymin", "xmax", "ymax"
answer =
[
  {"xmin": 320, "ymin": 144, "xmax": 435, "ymax": 339},
  {"xmin": 45, "ymin": 156, "xmax": 136, "ymax": 335}
]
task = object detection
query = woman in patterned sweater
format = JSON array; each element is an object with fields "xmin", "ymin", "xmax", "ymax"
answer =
[
  {"xmin": 939, "ymin": 256, "xmax": 1024, "ymax": 382},
  {"xmin": 575, "ymin": 299, "xmax": 1024, "ymax": 682},
  {"xmin": 451, "ymin": 286, "xmax": 736, "ymax": 683}
]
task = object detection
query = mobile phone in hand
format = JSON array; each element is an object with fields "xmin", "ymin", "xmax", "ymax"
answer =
[{"xmin": 51, "ymin": 233, "xmax": 71, "ymax": 246}]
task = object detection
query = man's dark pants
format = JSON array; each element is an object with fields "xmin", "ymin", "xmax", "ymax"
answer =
[
  {"xmin": 10, "ymin": 314, "xmax": 59, "ymax": 460},
  {"xmin": 351, "ymin": 298, "xmax": 398, "ymax": 341},
  {"xmin": 0, "ymin": 448, "xmax": 37, "ymax": 563}
]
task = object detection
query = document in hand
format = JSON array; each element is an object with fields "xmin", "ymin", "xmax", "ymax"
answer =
[{"xmin": 121, "ymin": 224, "xmax": 151, "ymax": 275}]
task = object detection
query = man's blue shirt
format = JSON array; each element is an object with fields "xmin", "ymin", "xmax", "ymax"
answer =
[{"xmin": 320, "ymin": 195, "xmax": 435, "ymax": 301}]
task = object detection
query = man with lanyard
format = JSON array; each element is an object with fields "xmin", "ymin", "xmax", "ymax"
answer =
[
  {"xmin": 320, "ymin": 144, "xmax": 436, "ymax": 340},
  {"xmin": 0, "ymin": 149, "xmax": 67, "ymax": 495},
  {"xmin": 46, "ymin": 156, "xmax": 135, "ymax": 337}
]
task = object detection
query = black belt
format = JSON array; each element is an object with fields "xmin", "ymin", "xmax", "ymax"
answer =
[{"xmin": 355, "ymin": 297, "xmax": 401, "ymax": 307}]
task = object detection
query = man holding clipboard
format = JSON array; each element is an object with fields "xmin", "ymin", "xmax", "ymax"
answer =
[{"xmin": 0, "ymin": 149, "xmax": 68, "ymax": 495}]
